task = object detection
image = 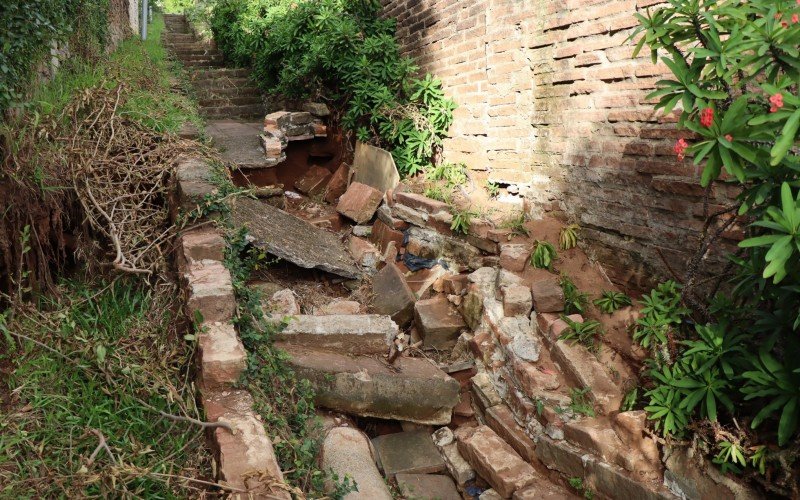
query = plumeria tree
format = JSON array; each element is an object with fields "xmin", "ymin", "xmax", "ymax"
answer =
[{"xmin": 631, "ymin": 0, "xmax": 800, "ymax": 492}]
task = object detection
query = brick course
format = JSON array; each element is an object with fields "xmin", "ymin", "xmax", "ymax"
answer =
[{"xmin": 382, "ymin": 0, "xmax": 736, "ymax": 288}]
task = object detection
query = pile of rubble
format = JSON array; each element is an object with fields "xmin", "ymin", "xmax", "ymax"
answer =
[
  {"xmin": 260, "ymin": 106, "xmax": 329, "ymax": 166},
  {"xmin": 175, "ymin": 102, "xmax": 757, "ymax": 497}
]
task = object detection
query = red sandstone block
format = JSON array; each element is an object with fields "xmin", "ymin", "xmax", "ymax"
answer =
[
  {"xmin": 294, "ymin": 166, "xmax": 332, "ymax": 197},
  {"xmin": 324, "ymin": 163, "xmax": 349, "ymax": 203},
  {"xmin": 336, "ymin": 182, "xmax": 383, "ymax": 224},
  {"xmin": 371, "ymin": 219, "xmax": 404, "ymax": 253}
]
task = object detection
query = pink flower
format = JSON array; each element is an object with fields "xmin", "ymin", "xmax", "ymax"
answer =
[
  {"xmin": 700, "ymin": 107, "xmax": 714, "ymax": 128},
  {"xmin": 770, "ymin": 93, "xmax": 784, "ymax": 113},
  {"xmin": 792, "ymin": 13, "xmax": 799, "ymax": 23},
  {"xmin": 725, "ymin": 134, "xmax": 733, "ymax": 142},
  {"xmin": 674, "ymin": 138, "xmax": 689, "ymax": 161}
]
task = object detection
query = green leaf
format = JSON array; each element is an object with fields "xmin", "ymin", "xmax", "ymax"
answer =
[{"xmin": 771, "ymin": 110, "xmax": 800, "ymax": 166}]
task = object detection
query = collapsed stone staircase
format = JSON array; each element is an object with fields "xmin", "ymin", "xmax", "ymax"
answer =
[{"xmin": 162, "ymin": 14, "xmax": 266, "ymax": 120}]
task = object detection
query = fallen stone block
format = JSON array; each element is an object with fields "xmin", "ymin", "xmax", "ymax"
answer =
[
  {"xmin": 185, "ymin": 259, "xmax": 236, "ymax": 323},
  {"xmin": 393, "ymin": 203, "xmax": 429, "ymax": 227},
  {"xmin": 351, "ymin": 141, "xmax": 400, "ymax": 193},
  {"xmin": 394, "ymin": 191, "xmax": 450, "ymax": 214},
  {"xmin": 283, "ymin": 345, "xmax": 460, "ymax": 424},
  {"xmin": 439, "ymin": 441, "xmax": 476, "ymax": 486},
  {"xmin": 303, "ymin": 102, "xmax": 330, "ymax": 117},
  {"xmin": 203, "ymin": 390, "xmax": 289, "ymax": 498},
  {"xmin": 406, "ymin": 227, "xmax": 483, "ymax": 270},
  {"xmin": 415, "ymin": 296, "xmax": 467, "ymax": 349},
  {"xmin": 321, "ymin": 427, "xmax": 392, "ymax": 500},
  {"xmin": 485, "ymin": 405, "xmax": 536, "ymax": 462},
  {"xmin": 337, "ymin": 182, "xmax": 383, "ymax": 224},
  {"xmin": 395, "ymin": 473, "xmax": 461, "ymax": 500},
  {"xmin": 264, "ymin": 288, "xmax": 299, "ymax": 318},
  {"xmin": 372, "ymin": 430, "xmax": 446, "ymax": 479},
  {"xmin": 231, "ymin": 197, "xmax": 360, "ymax": 279},
  {"xmin": 501, "ymin": 284, "xmax": 533, "ymax": 317},
  {"xmin": 324, "ymin": 163, "xmax": 350, "ymax": 203},
  {"xmin": 377, "ymin": 204, "xmax": 408, "ymax": 230},
  {"xmin": 372, "ymin": 262, "xmax": 416, "ymax": 326},
  {"xmin": 456, "ymin": 425, "xmax": 538, "ymax": 498},
  {"xmin": 443, "ymin": 274, "xmax": 469, "ymax": 295},
  {"xmin": 371, "ymin": 218, "xmax": 404, "ymax": 253},
  {"xmin": 294, "ymin": 166, "xmax": 332, "ymax": 196},
  {"xmin": 531, "ymin": 278, "xmax": 565, "ymax": 313},
  {"xmin": 276, "ymin": 314, "xmax": 396, "ymax": 355},
  {"xmin": 500, "ymin": 244, "xmax": 530, "ymax": 272},
  {"xmin": 198, "ymin": 322, "xmax": 247, "ymax": 389},
  {"xmin": 348, "ymin": 236, "xmax": 381, "ymax": 270}
]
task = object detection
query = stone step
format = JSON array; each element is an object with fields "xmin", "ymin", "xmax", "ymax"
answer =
[
  {"xmin": 274, "ymin": 314, "xmax": 397, "ymax": 355},
  {"xmin": 281, "ymin": 344, "xmax": 461, "ymax": 425},
  {"xmin": 169, "ymin": 48, "xmax": 222, "ymax": 57},
  {"xmin": 181, "ymin": 60, "xmax": 226, "ymax": 69},
  {"xmin": 198, "ymin": 95, "xmax": 263, "ymax": 108},
  {"xmin": 188, "ymin": 67, "xmax": 251, "ymax": 79},
  {"xmin": 196, "ymin": 86, "xmax": 262, "ymax": 98},
  {"xmin": 193, "ymin": 79, "xmax": 255, "ymax": 91},
  {"xmin": 201, "ymin": 104, "xmax": 267, "ymax": 119},
  {"xmin": 178, "ymin": 54, "xmax": 224, "ymax": 63}
]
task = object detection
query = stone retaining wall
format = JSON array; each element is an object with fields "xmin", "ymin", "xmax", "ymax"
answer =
[
  {"xmin": 380, "ymin": 0, "xmax": 738, "ymax": 290},
  {"xmin": 172, "ymin": 155, "xmax": 289, "ymax": 498}
]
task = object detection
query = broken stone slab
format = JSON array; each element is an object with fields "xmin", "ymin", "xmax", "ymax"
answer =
[
  {"xmin": 485, "ymin": 405, "xmax": 537, "ymax": 463},
  {"xmin": 321, "ymin": 426, "xmax": 393, "ymax": 500},
  {"xmin": 276, "ymin": 314, "xmax": 396, "ymax": 355},
  {"xmin": 376, "ymin": 204, "xmax": 407, "ymax": 230},
  {"xmin": 207, "ymin": 120, "xmax": 276, "ymax": 169},
  {"xmin": 663, "ymin": 446, "xmax": 757, "ymax": 500},
  {"xmin": 393, "ymin": 203, "xmax": 429, "ymax": 226},
  {"xmin": 337, "ymin": 182, "xmax": 384, "ymax": 224},
  {"xmin": 294, "ymin": 166, "xmax": 332, "ymax": 196},
  {"xmin": 406, "ymin": 227, "xmax": 483, "ymax": 270},
  {"xmin": 282, "ymin": 345, "xmax": 460, "ymax": 425},
  {"xmin": 415, "ymin": 296, "xmax": 467, "ymax": 349},
  {"xmin": 550, "ymin": 338, "xmax": 623, "ymax": 414},
  {"xmin": 231, "ymin": 197, "xmax": 360, "ymax": 279},
  {"xmin": 456, "ymin": 425, "xmax": 538, "ymax": 498},
  {"xmin": 185, "ymin": 259, "xmax": 236, "ymax": 323},
  {"xmin": 439, "ymin": 441, "xmax": 476, "ymax": 486},
  {"xmin": 372, "ymin": 431, "xmax": 446, "ymax": 479},
  {"xmin": 203, "ymin": 389, "xmax": 290, "ymax": 498},
  {"xmin": 370, "ymin": 219, "xmax": 404, "ymax": 253},
  {"xmin": 351, "ymin": 141, "xmax": 400, "ymax": 193},
  {"xmin": 394, "ymin": 191, "xmax": 450, "ymax": 214},
  {"xmin": 198, "ymin": 322, "xmax": 247, "ymax": 389},
  {"xmin": 395, "ymin": 473, "xmax": 461, "ymax": 500},
  {"xmin": 372, "ymin": 262, "xmax": 416, "ymax": 326}
]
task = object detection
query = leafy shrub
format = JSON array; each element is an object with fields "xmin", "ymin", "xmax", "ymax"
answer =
[
  {"xmin": 633, "ymin": 0, "xmax": 800, "ymax": 477},
  {"xmin": 530, "ymin": 241, "xmax": 557, "ymax": 270},
  {"xmin": 593, "ymin": 290, "xmax": 631, "ymax": 314},
  {"xmin": 450, "ymin": 208, "xmax": 477, "ymax": 236},
  {"xmin": 209, "ymin": 0, "xmax": 456, "ymax": 177}
]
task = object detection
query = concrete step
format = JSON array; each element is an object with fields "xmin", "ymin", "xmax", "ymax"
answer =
[
  {"xmin": 169, "ymin": 48, "xmax": 222, "ymax": 57},
  {"xmin": 196, "ymin": 86, "xmax": 261, "ymax": 98},
  {"xmin": 201, "ymin": 104, "xmax": 267, "ymax": 119},
  {"xmin": 198, "ymin": 95, "xmax": 264, "ymax": 108}
]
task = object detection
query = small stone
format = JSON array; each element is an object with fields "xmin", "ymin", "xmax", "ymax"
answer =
[
  {"xmin": 337, "ymin": 182, "xmax": 383, "ymax": 224},
  {"xmin": 353, "ymin": 225, "xmax": 372, "ymax": 237},
  {"xmin": 303, "ymin": 102, "xmax": 330, "ymax": 117},
  {"xmin": 372, "ymin": 431, "xmax": 446, "ymax": 479},
  {"xmin": 500, "ymin": 244, "xmax": 529, "ymax": 272},
  {"xmin": 479, "ymin": 489, "xmax": 503, "ymax": 500},
  {"xmin": 318, "ymin": 299, "xmax": 361, "ymax": 315},
  {"xmin": 531, "ymin": 278, "xmax": 565, "ymax": 313},
  {"xmin": 415, "ymin": 296, "xmax": 467, "ymax": 349},
  {"xmin": 267, "ymin": 289, "xmax": 299, "ymax": 317},
  {"xmin": 443, "ymin": 274, "xmax": 469, "ymax": 295},
  {"xmin": 288, "ymin": 111, "xmax": 313, "ymax": 125},
  {"xmin": 349, "ymin": 236, "xmax": 381, "ymax": 269},
  {"xmin": 501, "ymin": 284, "xmax": 533, "ymax": 317},
  {"xmin": 432, "ymin": 427, "xmax": 455, "ymax": 447},
  {"xmin": 439, "ymin": 442, "xmax": 476, "ymax": 486}
]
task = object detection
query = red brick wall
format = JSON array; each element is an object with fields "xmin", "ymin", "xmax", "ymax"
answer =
[{"xmin": 382, "ymin": 0, "xmax": 737, "ymax": 289}]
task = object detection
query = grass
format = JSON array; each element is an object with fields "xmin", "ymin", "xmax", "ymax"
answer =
[
  {"xmin": 22, "ymin": 13, "xmax": 201, "ymax": 134},
  {"xmin": 0, "ymin": 278, "xmax": 210, "ymax": 497}
]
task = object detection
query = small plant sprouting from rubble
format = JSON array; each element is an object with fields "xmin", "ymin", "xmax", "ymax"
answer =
[
  {"xmin": 593, "ymin": 290, "xmax": 632, "ymax": 314},
  {"xmin": 560, "ymin": 274, "xmax": 589, "ymax": 315},
  {"xmin": 559, "ymin": 316, "xmax": 603, "ymax": 351},
  {"xmin": 559, "ymin": 223, "xmax": 580, "ymax": 250},
  {"xmin": 530, "ymin": 240, "xmax": 557, "ymax": 270},
  {"xmin": 568, "ymin": 388, "xmax": 596, "ymax": 418},
  {"xmin": 501, "ymin": 212, "xmax": 530, "ymax": 238},
  {"xmin": 450, "ymin": 208, "xmax": 478, "ymax": 236}
]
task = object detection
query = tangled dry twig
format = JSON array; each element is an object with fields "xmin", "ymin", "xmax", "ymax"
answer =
[{"xmin": 60, "ymin": 82, "xmax": 200, "ymax": 276}]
